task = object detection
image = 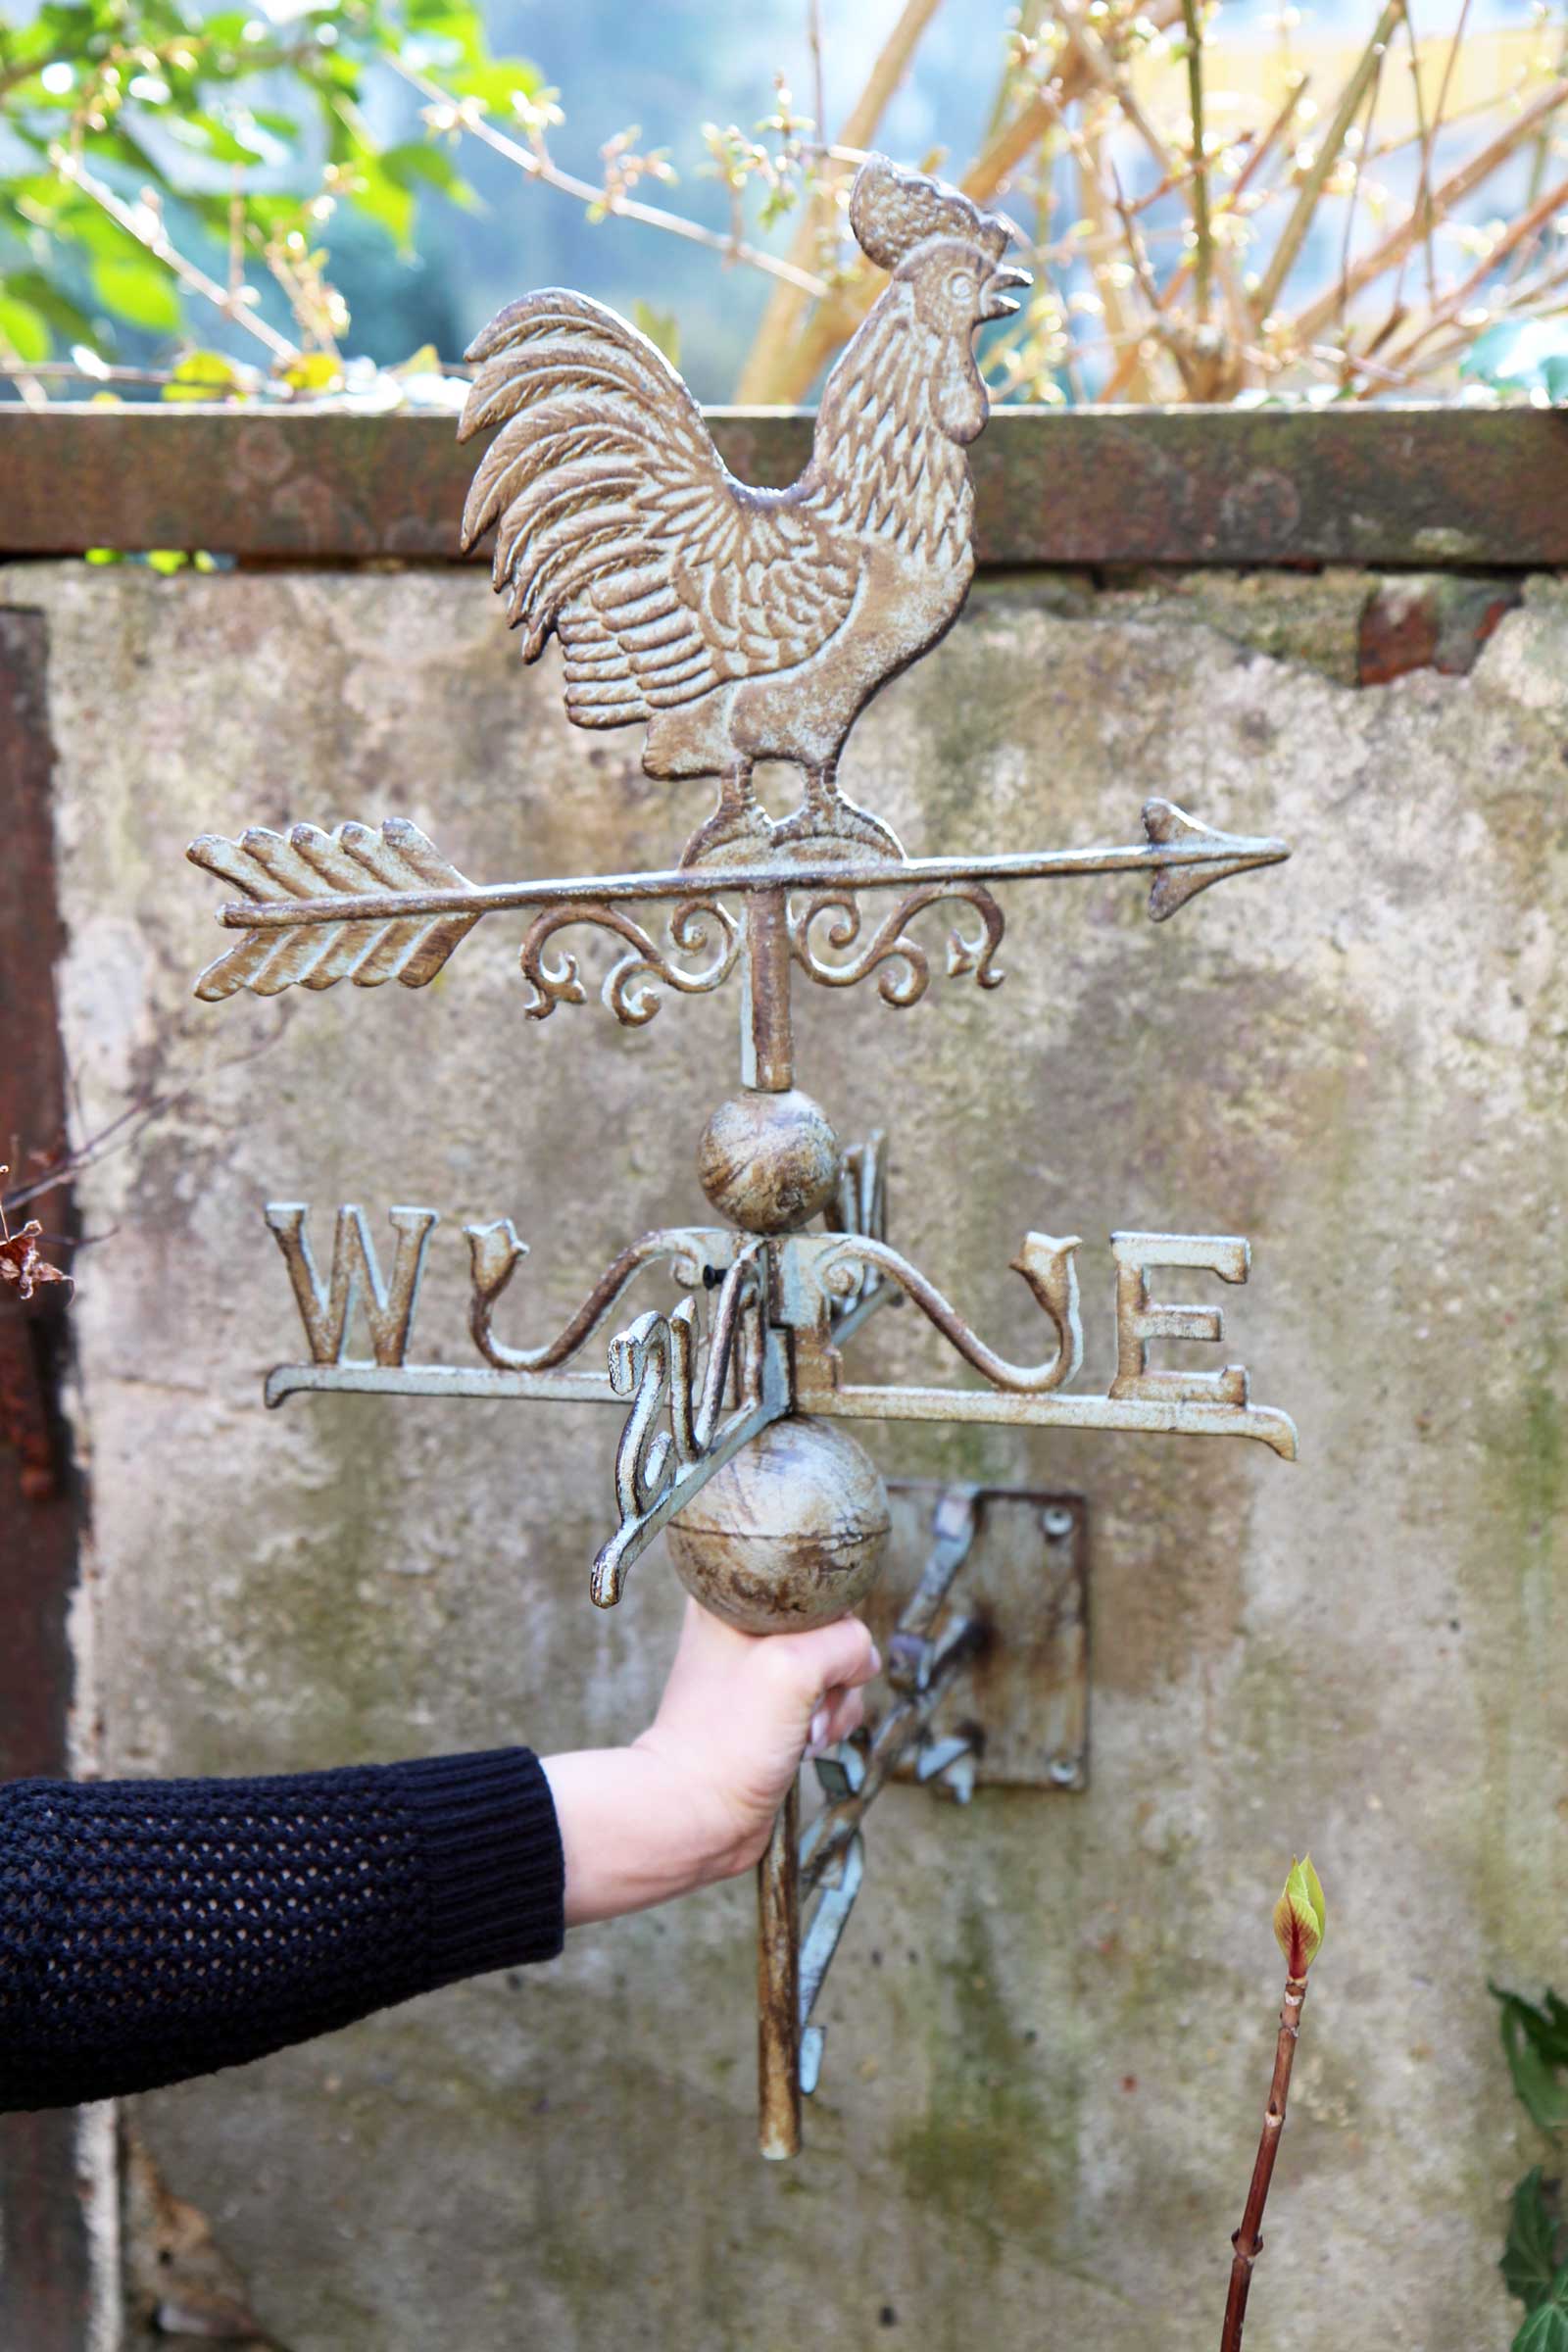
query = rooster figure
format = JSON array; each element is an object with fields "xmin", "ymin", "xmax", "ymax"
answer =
[{"xmin": 457, "ymin": 156, "xmax": 1028, "ymax": 867}]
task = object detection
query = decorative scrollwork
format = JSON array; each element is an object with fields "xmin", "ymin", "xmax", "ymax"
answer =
[
  {"xmin": 520, "ymin": 896, "xmax": 740, "ymax": 1025},
  {"xmin": 813, "ymin": 1231, "xmax": 1083, "ymax": 1394},
  {"xmin": 787, "ymin": 885, "xmax": 1005, "ymax": 1006},
  {"xmin": 464, "ymin": 1221, "xmax": 729, "ymax": 1372},
  {"xmin": 608, "ymin": 1307, "xmax": 677, "ymax": 1524},
  {"xmin": 823, "ymin": 1133, "xmax": 889, "ymax": 1320},
  {"xmin": 592, "ymin": 1248, "xmax": 766, "ymax": 1606}
]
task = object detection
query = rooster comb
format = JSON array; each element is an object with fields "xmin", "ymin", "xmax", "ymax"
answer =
[{"xmin": 850, "ymin": 154, "xmax": 1015, "ymax": 272}]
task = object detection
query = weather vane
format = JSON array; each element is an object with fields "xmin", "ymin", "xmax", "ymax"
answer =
[{"xmin": 189, "ymin": 156, "xmax": 1296, "ymax": 2160}]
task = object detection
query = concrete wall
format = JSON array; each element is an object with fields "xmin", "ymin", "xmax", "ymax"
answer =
[{"xmin": 4, "ymin": 551, "xmax": 1564, "ymax": 2351}]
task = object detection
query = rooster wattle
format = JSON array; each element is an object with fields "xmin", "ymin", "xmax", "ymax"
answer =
[{"xmin": 457, "ymin": 155, "xmax": 1029, "ymax": 867}]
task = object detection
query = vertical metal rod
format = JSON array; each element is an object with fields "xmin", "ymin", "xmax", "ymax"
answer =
[
  {"xmin": 740, "ymin": 887, "xmax": 794, "ymax": 1093},
  {"xmin": 757, "ymin": 1772, "xmax": 802, "ymax": 2159}
]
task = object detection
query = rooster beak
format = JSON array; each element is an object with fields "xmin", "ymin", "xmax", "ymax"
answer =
[{"xmin": 981, "ymin": 263, "xmax": 1032, "ymax": 320}]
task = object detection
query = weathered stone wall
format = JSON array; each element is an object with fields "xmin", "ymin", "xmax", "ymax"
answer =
[{"xmin": 5, "ymin": 553, "xmax": 1565, "ymax": 2352}]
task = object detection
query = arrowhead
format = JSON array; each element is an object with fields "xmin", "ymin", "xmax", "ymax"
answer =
[{"xmin": 1143, "ymin": 799, "xmax": 1290, "ymax": 922}]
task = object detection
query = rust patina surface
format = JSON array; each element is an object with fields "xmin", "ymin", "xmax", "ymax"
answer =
[{"xmin": 3, "ymin": 402, "xmax": 1566, "ymax": 565}]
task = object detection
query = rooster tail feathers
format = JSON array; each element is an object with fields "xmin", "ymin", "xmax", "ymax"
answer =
[
  {"xmin": 456, "ymin": 289, "xmax": 730, "ymax": 678},
  {"xmin": 850, "ymin": 154, "xmax": 1016, "ymax": 271}
]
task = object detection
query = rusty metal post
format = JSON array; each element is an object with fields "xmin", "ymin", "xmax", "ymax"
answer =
[
  {"xmin": 740, "ymin": 887, "xmax": 794, "ymax": 1093},
  {"xmin": 757, "ymin": 1774, "xmax": 802, "ymax": 2160}
]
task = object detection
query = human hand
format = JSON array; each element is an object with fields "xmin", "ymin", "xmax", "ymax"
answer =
[{"xmin": 541, "ymin": 1599, "xmax": 880, "ymax": 1928}]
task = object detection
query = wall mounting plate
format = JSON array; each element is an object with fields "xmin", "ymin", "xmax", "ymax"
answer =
[{"xmin": 864, "ymin": 1484, "xmax": 1089, "ymax": 1791}]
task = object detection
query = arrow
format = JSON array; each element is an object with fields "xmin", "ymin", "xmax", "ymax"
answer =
[
  {"xmin": 188, "ymin": 801, "xmax": 1289, "ymax": 1002},
  {"xmin": 187, "ymin": 819, "xmax": 479, "ymax": 1001}
]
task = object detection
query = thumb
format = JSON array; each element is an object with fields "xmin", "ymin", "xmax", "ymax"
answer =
[{"xmin": 760, "ymin": 1615, "xmax": 881, "ymax": 1717}]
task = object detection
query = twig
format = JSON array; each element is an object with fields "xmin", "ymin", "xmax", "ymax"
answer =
[
  {"xmin": 1327, "ymin": 7, "xmax": 1393, "ymax": 377},
  {"xmin": 0, "ymin": 329, "xmax": 48, "ymax": 412},
  {"xmin": 1057, "ymin": 0, "xmax": 1196, "ymax": 209},
  {"xmin": 391, "ymin": 61, "xmax": 828, "ymax": 303},
  {"xmin": 1181, "ymin": 0, "xmax": 1211, "ymax": 327},
  {"xmin": 1220, "ymin": 1974, "xmax": 1310, "ymax": 2352},
  {"xmin": 1, "ymin": 1092, "xmax": 173, "ymax": 1217},
  {"xmin": 1413, "ymin": 0, "xmax": 1470, "ymax": 311},
  {"xmin": 1377, "ymin": 167, "xmax": 1568, "ymax": 373},
  {"xmin": 51, "ymin": 150, "xmax": 299, "ymax": 363},
  {"xmin": 1252, "ymin": 1, "xmax": 1403, "ymax": 326},
  {"xmin": 736, "ymin": 0, "xmax": 947, "ymax": 402},
  {"xmin": 0, "ymin": 360, "xmax": 272, "ymax": 391},
  {"xmin": 738, "ymin": 0, "xmax": 1187, "ymax": 405},
  {"xmin": 1099, "ymin": 75, "xmax": 1305, "ymax": 403},
  {"xmin": 1288, "ymin": 74, "xmax": 1568, "ymax": 345},
  {"xmin": 1220, "ymin": 1859, "xmax": 1325, "ymax": 2352},
  {"xmin": 958, "ymin": 2, "xmax": 1189, "ymax": 218}
]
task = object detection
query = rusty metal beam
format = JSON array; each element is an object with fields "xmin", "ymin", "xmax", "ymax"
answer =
[
  {"xmin": 1, "ymin": 402, "xmax": 1563, "ymax": 566},
  {"xmin": 0, "ymin": 611, "xmax": 95, "ymax": 2351}
]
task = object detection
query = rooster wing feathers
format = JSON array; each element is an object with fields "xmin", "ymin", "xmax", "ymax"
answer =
[{"xmin": 458, "ymin": 291, "xmax": 857, "ymax": 729}]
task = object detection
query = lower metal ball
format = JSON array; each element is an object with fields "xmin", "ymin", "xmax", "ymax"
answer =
[{"xmin": 666, "ymin": 1414, "xmax": 890, "ymax": 1634}]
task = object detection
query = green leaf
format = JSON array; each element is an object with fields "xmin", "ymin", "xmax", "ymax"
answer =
[
  {"xmin": 145, "ymin": 550, "xmax": 189, "ymax": 574},
  {"xmin": 278, "ymin": 350, "xmax": 342, "ymax": 394},
  {"xmin": 348, "ymin": 157, "xmax": 415, "ymax": 251},
  {"xmin": 403, "ymin": 0, "xmax": 485, "ymax": 61},
  {"xmin": 1515, "ymin": 2300, "xmax": 1568, "ymax": 2352},
  {"xmin": 0, "ymin": 294, "xmax": 51, "ymax": 364},
  {"xmin": 378, "ymin": 139, "xmax": 466, "ymax": 196},
  {"xmin": 161, "ymin": 349, "xmax": 246, "ymax": 402},
  {"xmin": 63, "ymin": 202, "xmax": 155, "ymax": 264},
  {"xmin": 1504, "ymin": 2171, "xmax": 1565, "ymax": 2311},
  {"xmin": 1494, "ymin": 1986, "xmax": 1568, "ymax": 2133},
  {"xmin": 164, "ymin": 108, "xmax": 280, "ymax": 165},
  {"xmin": 1, "ymin": 270, "xmax": 93, "ymax": 343},
  {"xmin": 446, "ymin": 56, "xmax": 544, "ymax": 113},
  {"xmin": 89, "ymin": 255, "xmax": 181, "ymax": 334}
]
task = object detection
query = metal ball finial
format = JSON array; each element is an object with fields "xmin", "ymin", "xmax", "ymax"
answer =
[
  {"xmin": 666, "ymin": 1414, "xmax": 890, "ymax": 1634},
  {"xmin": 698, "ymin": 1090, "xmax": 840, "ymax": 1235}
]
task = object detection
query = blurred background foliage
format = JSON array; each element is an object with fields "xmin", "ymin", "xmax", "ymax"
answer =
[{"xmin": 2, "ymin": 0, "xmax": 1568, "ymax": 408}]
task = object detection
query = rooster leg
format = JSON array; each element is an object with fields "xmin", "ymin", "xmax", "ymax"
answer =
[
  {"xmin": 678, "ymin": 760, "xmax": 773, "ymax": 869},
  {"xmin": 771, "ymin": 762, "xmax": 906, "ymax": 862}
]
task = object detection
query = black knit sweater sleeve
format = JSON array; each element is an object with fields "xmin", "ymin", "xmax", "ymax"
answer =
[{"xmin": 0, "ymin": 1749, "xmax": 564, "ymax": 2112}]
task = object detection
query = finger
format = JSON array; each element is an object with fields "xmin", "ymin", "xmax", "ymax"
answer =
[
  {"xmin": 816, "ymin": 1687, "xmax": 866, "ymax": 1749},
  {"xmin": 766, "ymin": 1615, "xmax": 880, "ymax": 1706}
]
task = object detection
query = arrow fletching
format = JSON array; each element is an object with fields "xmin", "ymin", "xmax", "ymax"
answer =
[{"xmin": 188, "ymin": 819, "xmax": 480, "ymax": 1001}]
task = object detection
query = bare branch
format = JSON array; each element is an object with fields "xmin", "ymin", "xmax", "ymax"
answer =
[
  {"xmin": 1180, "ymin": 0, "xmax": 1211, "ymax": 326},
  {"xmin": 735, "ymin": 0, "xmax": 947, "ymax": 402},
  {"xmin": 1289, "ymin": 73, "xmax": 1568, "ymax": 346},
  {"xmin": 1331, "ymin": 10, "xmax": 1392, "ymax": 355},
  {"xmin": 1409, "ymin": 0, "xmax": 1471, "ymax": 312},
  {"xmin": 51, "ymin": 149, "xmax": 299, "ymax": 363},
  {"xmin": 391, "ymin": 62, "xmax": 829, "ymax": 307},
  {"xmin": 1251, "ymin": 1, "xmax": 1402, "ymax": 328},
  {"xmin": 1377, "ymin": 165, "xmax": 1568, "ymax": 374}
]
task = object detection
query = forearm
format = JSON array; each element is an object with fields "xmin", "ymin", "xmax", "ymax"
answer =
[{"xmin": 0, "ymin": 1750, "xmax": 564, "ymax": 2112}]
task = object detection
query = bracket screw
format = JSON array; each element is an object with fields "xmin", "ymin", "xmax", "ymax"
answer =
[{"xmin": 1041, "ymin": 1504, "xmax": 1075, "ymax": 1542}]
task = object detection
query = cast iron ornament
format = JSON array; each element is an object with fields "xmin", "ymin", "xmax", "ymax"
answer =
[{"xmin": 188, "ymin": 155, "xmax": 1297, "ymax": 2162}]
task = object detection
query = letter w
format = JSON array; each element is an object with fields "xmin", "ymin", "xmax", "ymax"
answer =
[{"xmin": 266, "ymin": 1203, "xmax": 438, "ymax": 1366}]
